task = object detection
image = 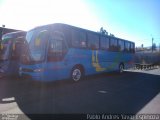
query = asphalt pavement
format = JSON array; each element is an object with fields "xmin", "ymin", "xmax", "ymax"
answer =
[{"xmin": 0, "ymin": 68, "xmax": 160, "ymax": 120}]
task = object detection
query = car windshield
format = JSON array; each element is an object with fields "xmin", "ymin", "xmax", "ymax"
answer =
[
  {"xmin": 25, "ymin": 29, "xmax": 49, "ymax": 62},
  {"xmin": 0, "ymin": 36, "xmax": 12, "ymax": 61}
]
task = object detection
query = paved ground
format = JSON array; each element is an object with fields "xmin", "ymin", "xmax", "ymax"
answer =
[{"xmin": 0, "ymin": 68, "xmax": 160, "ymax": 119}]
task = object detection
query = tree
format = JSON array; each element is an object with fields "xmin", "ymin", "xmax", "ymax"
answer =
[
  {"xmin": 110, "ymin": 33, "xmax": 115, "ymax": 37},
  {"xmin": 100, "ymin": 27, "xmax": 108, "ymax": 35}
]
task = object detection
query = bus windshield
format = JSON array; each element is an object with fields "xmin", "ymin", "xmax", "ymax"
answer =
[
  {"xmin": 0, "ymin": 36, "xmax": 12, "ymax": 61},
  {"xmin": 25, "ymin": 29, "xmax": 49, "ymax": 63}
]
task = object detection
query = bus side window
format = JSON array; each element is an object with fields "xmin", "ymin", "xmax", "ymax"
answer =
[
  {"xmin": 87, "ymin": 33, "xmax": 99, "ymax": 50},
  {"xmin": 100, "ymin": 36, "xmax": 109, "ymax": 50},
  {"xmin": 124, "ymin": 41, "xmax": 130, "ymax": 52},
  {"xmin": 48, "ymin": 32, "xmax": 67, "ymax": 62},
  {"xmin": 72, "ymin": 29, "xmax": 86, "ymax": 48},
  {"xmin": 130, "ymin": 43, "xmax": 135, "ymax": 53},
  {"xmin": 118, "ymin": 39, "xmax": 125, "ymax": 52},
  {"xmin": 110, "ymin": 38, "xmax": 118, "ymax": 51}
]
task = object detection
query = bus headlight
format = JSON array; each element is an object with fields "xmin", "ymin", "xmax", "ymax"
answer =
[{"xmin": 33, "ymin": 68, "xmax": 44, "ymax": 72}]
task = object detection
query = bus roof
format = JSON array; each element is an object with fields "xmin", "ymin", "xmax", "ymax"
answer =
[
  {"xmin": 2, "ymin": 31, "xmax": 26, "ymax": 37},
  {"xmin": 2, "ymin": 31, "xmax": 26, "ymax": 40},
  {"xmin": 31, "ymin": 23, "xmax": 135, "ymax": 44}
]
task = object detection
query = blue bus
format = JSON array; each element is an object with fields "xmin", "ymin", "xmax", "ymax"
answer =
[
  {"xmin": 19, "ymin": 23, "xmax": 135, "ymax": 82},
  {"xmin": 0, "ymin": 31, "xmax": 26, "ymax": 78}
]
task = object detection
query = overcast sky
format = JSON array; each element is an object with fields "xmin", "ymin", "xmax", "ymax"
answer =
[{"xmin": 0, "ymin": 0, "xmax": 159, "ymax": 47}]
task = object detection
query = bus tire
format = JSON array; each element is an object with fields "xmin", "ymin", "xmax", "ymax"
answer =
[
  {"xmin": 119, "ymin": 63, "xmax": 124, "ymax": 73},
  {"xmin": 71, "ymin": 66, "xmax": 84, "ymax": 82}
]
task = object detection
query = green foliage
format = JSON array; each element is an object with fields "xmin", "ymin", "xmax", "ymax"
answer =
[{"xmin": 100, "ymin": 27, "xmax": 108, "ymax": 35}]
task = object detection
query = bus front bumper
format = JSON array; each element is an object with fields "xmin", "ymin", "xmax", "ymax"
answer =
[{"xmin": 19, "ymin": 72, "xmax": 45, "ymax": 81}]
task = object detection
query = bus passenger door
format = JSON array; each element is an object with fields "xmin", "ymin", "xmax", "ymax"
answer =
[
  {"xmin": 11, "ymin": 38, "xmax": 25, "ymax": 76},
  {"xmin": 47, "ymin": 32, "xmax": 68, "ymax": 80}
]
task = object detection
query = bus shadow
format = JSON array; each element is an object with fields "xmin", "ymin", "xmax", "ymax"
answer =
[
  {"xmin": 0, "ymin": 77, "xmax": 35, "ymax": 104},
  {"xmin": 0, "ymin": 71, "xmax": 160, "ymax": 117}
]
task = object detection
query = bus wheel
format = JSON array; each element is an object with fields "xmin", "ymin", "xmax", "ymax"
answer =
[
  {"xmin": 71, "ymin": 67, "xmax": 83, "ymax": 82},
  {"xmin": 119, "ymin": 64, "xmax": 124, "ymax": 73}
]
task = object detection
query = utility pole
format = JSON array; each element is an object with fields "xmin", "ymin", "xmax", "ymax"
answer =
[{"xmin": 152, "ymin": 37, "xmax": 154, "ymax": 52}]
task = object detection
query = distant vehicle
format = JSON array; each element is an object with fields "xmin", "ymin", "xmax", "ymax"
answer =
[
  {"xmin": 0, "ymin": 31, "xmax": 26, "ymax": 78},
  {"xmin": 19, "ymin": 23, "xmax": 135, "ymax": 82}
]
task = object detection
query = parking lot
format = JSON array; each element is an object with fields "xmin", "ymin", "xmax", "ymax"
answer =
[{"xmin": 0, "ymin": 68, "xmax": 160, "ymax": 119}]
